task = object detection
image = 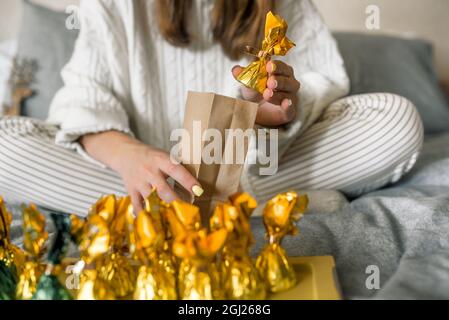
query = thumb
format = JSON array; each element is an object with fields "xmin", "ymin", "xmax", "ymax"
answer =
[{"xmin": 232, "ymin": 65, "xmax": 244, "ymax": 79}]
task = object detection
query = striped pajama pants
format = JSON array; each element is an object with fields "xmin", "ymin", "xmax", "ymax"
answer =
[{"xmin": 0, "ymin": 93, "xmax": 424, "ymax": 216}]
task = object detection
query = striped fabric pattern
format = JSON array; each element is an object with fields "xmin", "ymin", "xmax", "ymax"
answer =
[
  {"xmin": 0, "ymin": 93, "xmax": 423, "ymax": 216},
  {"xmin": 242, "ymin": 92, "xmax": 424, "ymax": 203}
]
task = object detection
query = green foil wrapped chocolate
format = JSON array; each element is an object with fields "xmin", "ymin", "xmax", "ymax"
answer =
[{"xmin": 32, "ymin": 213, "xmax": 73, "ymax": 300}]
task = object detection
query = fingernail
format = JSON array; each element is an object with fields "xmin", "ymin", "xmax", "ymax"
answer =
[
  {"xmin": 287, "ymin": 99, "xmax": 293, "ymax": 106},
  {"xmin": 270, "ymin": 62, "xmax": 276, "ymax": 72},
  {"xmin": 192, "ymin": 185, "xmax": 204, "ymax": 197},
  {"xmin": 272, "ymin": 80, "xmax": 278, "ymax": 89}
]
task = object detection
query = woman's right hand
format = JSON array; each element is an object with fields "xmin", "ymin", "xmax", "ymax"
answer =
[{"xmin": 80, "ymin": 131, "xmax": 203, "ymax": 213}]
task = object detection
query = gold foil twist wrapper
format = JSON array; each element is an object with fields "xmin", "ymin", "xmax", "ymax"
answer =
[
  {"xmin": 16, "ymin": 204, "xmax": 48, "ymax": 300},
  {"xmin": 236, "ymin": 11, "xmax": 295, "ymax": 93},
  {"xmin": 76, "ymin": 213, "xmax": 111, "ymax": 300},
  {"xmin": 211, "ymin": 193, "xmax": 266, "ymax": 300},
  {"xmin": 256, "ymin": 191, "xmax": 308, "ymax": 293},
  {"xmin": 77, "ymin": 195, "xmax": 137, "ymax": 300},
  {"xmin": 133, "ymin": 190, "xmax": 177, "ymax": 300},
  {"xmin": 96, "ymin": 196, "xmax": 136, "ymax": 299},
  {"xmin": 172, "ymin": 218, "xmax": 227, "ymax": 300},
  {"xmin": 0, "ymin": 197, "xmax": 25, "ymax": 269}
]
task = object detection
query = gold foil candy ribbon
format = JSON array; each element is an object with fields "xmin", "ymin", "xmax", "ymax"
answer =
[{"xmin": 237, "ymin": 11, "xmax": 295, "ymax": 93}]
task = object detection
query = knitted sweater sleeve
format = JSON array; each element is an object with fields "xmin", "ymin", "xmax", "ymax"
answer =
[{"xmin": 47, "ymin": 0, "xmax": 132, "ymax": 167}]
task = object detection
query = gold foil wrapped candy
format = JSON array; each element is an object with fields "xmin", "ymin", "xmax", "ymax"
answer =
[
  {"xmin": 16, "ymin": 204, "xmax": 48, "ymax": 300},
  {"xmin": 76, "ymin": 213, "xmax": 115, "ymax": 300},
  {"xmin": 256, "ymin": 191, "xmax": 308, "ymax": 293},
  {"xmin": 237, "ymin": 11, "xmax": 295, "ymax": 93},
  {"xmin": 98, "ymin": 196, "xmax": 136, "ymax": 299},
  {"xmin": 0, "ymin": 197, "xmax": 25, "ymax": 270},
  {"xmin": 169, "ymin": 199, "xmax": 227, "ymax": 300},
  {"xmin": 77, "ymin": 195, "xmax": 136, "ymax": 299},
  {"xmin": 133, "ymin": 191, "xmax": 177, "ymax": 300},
  {"xmin": 174, "ymin": 229, "xmax": 227, "ymax": 300},
  {"xmin": 211, "ymin": 193, "xmax": 266, "ymax": 300}
]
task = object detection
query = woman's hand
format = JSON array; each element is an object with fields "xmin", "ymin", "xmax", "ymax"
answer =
[
  {"xmin": 232, "ymin": 60, "xmax": 300, "ymax": 127},
  {"xmin": 80, "ymin": 131, "xmax": 203, "ymax": 213}
]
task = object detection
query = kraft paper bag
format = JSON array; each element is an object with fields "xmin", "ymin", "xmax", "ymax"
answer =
[{"xmin": 175, "ymin": 91, "xmax": 258, "ymax": 222}]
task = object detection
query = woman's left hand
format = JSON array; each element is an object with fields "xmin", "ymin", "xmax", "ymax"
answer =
[{"xmin": 232, "ymin": 60, "xmax": 300, "ymax": 127}]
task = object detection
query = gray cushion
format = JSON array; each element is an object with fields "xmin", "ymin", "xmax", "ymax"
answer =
[
  {"xmin": 16, "ymin": 0, "xmax": 79, "ymax": 120},
  {"xmin": 334, "ymin": 32, "xmax": 449, "ymax": 134}
]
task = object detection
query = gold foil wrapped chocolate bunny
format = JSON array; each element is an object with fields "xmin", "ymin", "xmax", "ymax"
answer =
[
  {"xmin": 210, "ymin": 193, "xmax": 266, "ymax": 300},
  {"xmin": 256, "ymin": 191, "xmax": 308, "ymax": 293},
  {"xmin": 16, "ymin": 204, "xmax": 48, "ymax": 300},
  {"xmin": 237, "ymin": 11, "xmax": 295, "ymax": 93},
  {"xmin": 133, "ymin": 190, "xmax": 177, "ymax": 300}
]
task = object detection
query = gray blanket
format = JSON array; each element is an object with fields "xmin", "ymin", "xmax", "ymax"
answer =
[
  {"xmin": 251, "ymin": 132, "xmax": 449, "ymax": 299},
  {"xmin": 7, "ymin": 133, "xmax": 449, "ymax": 299}
]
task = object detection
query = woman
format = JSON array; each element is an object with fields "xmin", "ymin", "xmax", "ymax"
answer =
[{"xmin": 0, "ymin": 0, "xmax": 423, "ymax": 216}]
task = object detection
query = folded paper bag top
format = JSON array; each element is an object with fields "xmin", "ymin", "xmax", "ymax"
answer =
[{"xmin": 175, "ymin": 91, "xmax": 258, "ymax": 223}]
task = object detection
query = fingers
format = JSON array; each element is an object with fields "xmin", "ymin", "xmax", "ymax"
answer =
[
  {"xmin": 263, "ymin": 61, "xmax": 300, "ymax": 107},
  {"xmin": 263, "ymin": 89, "xmax": 292, "ymax": 106},
  {"xmin": 267, "ymin": 75, "xmax": 300, "ymax": 93},
  {"xmin": 267, "ymin": 60, "xmax": 294, "ymax": 77},
  {"xmin": 232, "ymin": 65, "xmax": 244, "ymax": 79},
  {"xmin": 130, "ymin": 191, "xmax": 143, "ymax": 215},
  {"xmin": 151, "ymin": 174, "xmax": 179, "ymax": 203},
  {"xmin": 138, "ymin": 182, "xmax": 153, "ymax": 200},
  {"xmin": 160, "ymin": 160, "xmax": 203, "ymax": 197},
  {"xmin": 256, "ymin": 102, "xmax": 297, "ymax": 127}
]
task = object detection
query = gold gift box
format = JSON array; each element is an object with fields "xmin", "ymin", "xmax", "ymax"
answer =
[{"xmin": 58, "ymin": 255, "xmax": 340, "ymax": 300}]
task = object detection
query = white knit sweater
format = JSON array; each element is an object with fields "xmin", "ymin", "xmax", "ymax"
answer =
[{"xmin": 48, "ymin": 0, "xmax": 349, "ymax": 169}]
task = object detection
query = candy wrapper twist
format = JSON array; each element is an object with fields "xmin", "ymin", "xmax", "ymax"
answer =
[
  {"xmin": 133, "ymin": 190, "xmax": 177, "ymax": 300},
  {"xmin": 76, "ymin": 195, "xmax": 136, "ymax": 299},
  {"xmin": 0, "ymin": 197, "xmax": 26, "ymax": 299},
  {"xmin": 1, "ymin": 187, "xmax": 308, "ymax": 300},
  {"xmin": 166, "ymin": 200, "xmax": 226, "ymax": 300},
  {"xmin": 210, "ymin": 193, "xmax": 266, "ymax": 299},
  {"xmin": 16, "ymin": 204, "xmax": 48, "ymax": 300},
  {"xmin": 236, "ymin": 11, "xmax": 295, "ymax": 93},
  {"xmin": 256, "ymin": 191, "xmax": 308, "ymax": 293}
]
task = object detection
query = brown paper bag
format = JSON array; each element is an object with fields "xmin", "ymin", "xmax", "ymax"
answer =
[{"xmin": 175, "ymin": 91, "xmax": 258, "ymax": 222}]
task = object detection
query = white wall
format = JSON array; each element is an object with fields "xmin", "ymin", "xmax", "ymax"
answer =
[
  {"xmin": 314, "ymin": 0, "xmax": 449, "ymax": 83},
  {"xmin": 0, "ymin": 0, "xmax": 77, "ymax": 40},
  {"xmin": 1, "ymin": 0, "xmax": 448, "ymax": 82}
]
